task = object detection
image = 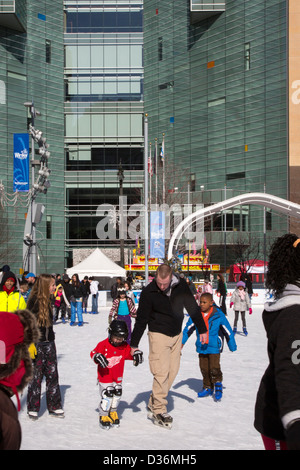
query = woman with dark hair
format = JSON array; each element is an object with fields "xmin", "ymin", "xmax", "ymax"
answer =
[
  {"xmin": 254, "ymin": 233, "xmax": 300, "ymax": 450},
  {"xmin": 70, "ymin": 273, "xmax": 84, "ymax": 326},
  {"xmin": 216, "ymin": 273, "xmax": 227, "ymax": 315},
  {"xmin": 26, "ymin": 274, "xmax": 64, "ymax": 420}
]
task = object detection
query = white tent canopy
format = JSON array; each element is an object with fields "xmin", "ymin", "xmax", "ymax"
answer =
[{"xmin": 66, "ymin": 248, "xmax": 126, "ymax": 279}]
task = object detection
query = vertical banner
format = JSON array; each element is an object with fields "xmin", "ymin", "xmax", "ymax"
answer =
[
  {"xmin": 150, "ymin": 211, "xmax": 165, "ymax": 258},
  {"xmin": 13, "ymin": 133, "xmax": 29, "ymax": 192}
]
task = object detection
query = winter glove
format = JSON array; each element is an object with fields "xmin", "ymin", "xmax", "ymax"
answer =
[
  {"xmin": 93, "ymin": 353, "xmax": 109, "ymax": 368},
  {"xmin": 230, "ymin": 302, "xmax": 233, "ymax": 308},
  {"xmin": 28, "ymin": 343, "xmax": 37, "ymax": 360},
  {"xmin": 132, "ymin": 350, "xmax": 143, "ymax": 367},
  {"xmin": 286, "ymin": 420, "xmax": 300, "ymax": 450},
  {"xmin": 249, "ymin": 308, "xmax": 252, "ymax": 314},
  {"xmin": 93, "ymin": 294, "xmax": 96, "ymax": 298}
]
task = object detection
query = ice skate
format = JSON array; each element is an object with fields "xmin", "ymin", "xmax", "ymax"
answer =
[
  {"xmin": 243, "ymin": 327, "xmax": 248, "ymax": 336},
  {"xmin": 28, "ymin": 411, "xmax": 39, "ymax": 421},
  {"xmin": 109, "ymin": 410, "xmax": 120, "ymax": 427},
  {"xmin": 49, "ymin": 409, "xmax": 65, "ymax": 418},
  {"xmin": 214, "ymin": 382, "xmax": 223, "ymax": 402},
  {"xmin": 148, "ymin": 411, "xmax": 173, "ymax": 429},
  {"xmin": 198, "ymin": 387, "xmax": 213, "ymax": 398},
  {"xmin": 99, "ymin": 415, "xmax": 113, "ymax": 430}
]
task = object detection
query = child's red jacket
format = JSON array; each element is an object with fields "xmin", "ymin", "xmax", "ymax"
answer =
[{"xmin": 90, "ymin": 337, "xmax": 133, "ymax": 384}]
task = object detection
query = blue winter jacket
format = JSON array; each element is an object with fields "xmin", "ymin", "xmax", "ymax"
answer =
[{"xmin": 182, "ymin": 305, "xmax": 237, "ymax": 354}]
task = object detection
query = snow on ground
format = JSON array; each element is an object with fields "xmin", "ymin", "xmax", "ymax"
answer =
[{"xmin": 16, "ymin": 303, "xmax": 268, "ymax": 451}]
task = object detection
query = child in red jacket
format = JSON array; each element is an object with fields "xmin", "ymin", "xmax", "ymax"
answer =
[{"xmin": 90, "ymin": 319, "xmax": 143, "ymax": 430}]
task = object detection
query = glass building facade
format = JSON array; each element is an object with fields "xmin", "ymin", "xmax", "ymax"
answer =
[
  {"xmin": 143, "ymin": 0, "xmax": 289, "ymax": 265},
  {"xmin": 0, "ymin": 0, "xmax": 64, "ymax": 274},
  {"xmin": 1, "ymin": 0, "xmax": 299, "ymax": 274},
  {"xmin": 64, "ymin": 0, "xmax": 144, "ymax": 266}
]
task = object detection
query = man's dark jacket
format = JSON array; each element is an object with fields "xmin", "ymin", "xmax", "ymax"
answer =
[{"xmin": 130, "ymin": 274, "xmax": 207, "ymax": 348}]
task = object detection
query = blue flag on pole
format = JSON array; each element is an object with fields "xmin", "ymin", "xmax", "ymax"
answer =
[
  {"xmin": 150, "ymin": 211, "xmax": 165, "ymax": 258},
  {"xmin": 13, "ymin": 133, "xmax": 29, "ymax": 192}
]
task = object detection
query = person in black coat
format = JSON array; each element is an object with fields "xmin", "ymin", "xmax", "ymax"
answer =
[
  {"xmin": 254, "ymin": 233, "xmax": 300, "ymax": 450},
  {"xmin": 216, "ymin": 273, "xmax": 227, "ymax": 315},
  {"xmin": 81, "ymin": 275, "xmax": 90, "ymax": 313},
  {"xmin": 130, "ymin": 264, "xmax": 207, "ymax": 427},
  {"xmin": 240, "ymin": 271, "xmax": 253, "ymax": 299},
  {"xmin": 69, "ymin": 273, "xmax": 85, "ymax": 326},
  {"xmin": 61, "ymin": 274, "xmax": 72, "ymax": 320}
]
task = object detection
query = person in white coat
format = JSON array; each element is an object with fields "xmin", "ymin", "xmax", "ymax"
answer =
[
  {"xmin": 89, "ymin": 276, "xmax": 99, "ymax": 314},
  {"xmin": 230, "ymin": 280, "xmax": 252, "ymax": 335}
]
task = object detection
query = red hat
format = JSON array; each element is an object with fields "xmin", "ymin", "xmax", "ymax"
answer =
[{"xmin": 0, "ymin": 310, "xmax": 39, "ymax": 410}]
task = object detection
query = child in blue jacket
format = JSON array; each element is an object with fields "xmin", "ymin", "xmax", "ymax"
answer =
[{"xmin": 182, "ymin": 293, "xmax": 237, "ymax": 401}]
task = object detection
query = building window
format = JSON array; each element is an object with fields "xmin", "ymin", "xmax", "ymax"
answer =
[
  {"xmin": 46, "ymin": 39, "xmax": 51, "ymax": 63},
  {"xmin": 245, "ymin": 43, "xmax": 250, "ymax": 71},
  {"xmin": 226, "ymin": 172, "xmax": 246, "ymax": 181},
  {"xmin": 266, "ymin": 210, "xmax": 272, "ymax": 231},
  {"xmin": 65, "ymin": 10, "xmax": 143, "ymax": 33},
  {"xmin": 46, "ymin": 215, "xmax": 52, "ymax": 239},
  {"xmin": 66, "ymin": 147, "xmax": 144, "ymax": 171}
]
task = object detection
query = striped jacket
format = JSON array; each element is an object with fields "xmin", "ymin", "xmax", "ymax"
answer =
[{"xmin": 109, "ymin": 296, "xmax": 136, "ymax": 320}]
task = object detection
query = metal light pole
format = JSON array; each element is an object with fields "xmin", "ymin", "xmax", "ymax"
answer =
[
  {"xmin": 144, "ymin": 114, "xmax": 149, "ymax": 285},
  {"xmin": 23, "ymin": 101, "xmax": 40, "ymax": 274},
  {"xmin": 23, "ymin": 101, "xmax": 51, "ymax": 274},
  {"xmin": 118, "ymin": 161, "xmax": 125, "ymax": 267}
]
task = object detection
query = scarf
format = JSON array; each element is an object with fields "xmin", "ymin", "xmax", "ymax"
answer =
[
  {"xmin": 201, "ymin": 306, "xmax": 213, "ymax": 344},
  {"xmin": 3, "ymin": 284, "xmax": 15, "ymax": 295},
  {"xmin": 238, "ymin": 289, "xmax": 246, "ymax": 301}
]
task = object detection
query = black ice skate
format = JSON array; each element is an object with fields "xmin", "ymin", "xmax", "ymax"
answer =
[{"xmin": 148, "ymin": 409, "xmax": 173, "ymax": 429}]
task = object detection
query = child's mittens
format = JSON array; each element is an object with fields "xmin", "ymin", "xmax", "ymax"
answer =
[
  {"xmin": 93, "ymin": 353, "xmax": 109, "ymax": 368},
  {"xmin": 28, "ymin": 343, "xmax": 37, "ymax": 360},
  {"xmin": 249, "ymin": 308, "xmax": 252, "ymax": 315},
  {"xmin": 132, "ymin": 350, "xmax": 143, "ymax": 367},
  {"xmin": 230, "ymin": 302, "xmax": 233, "ymax": 308}
]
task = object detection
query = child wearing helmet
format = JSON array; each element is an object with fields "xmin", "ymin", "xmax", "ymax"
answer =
[{"xmin": 90, "ymin": 319, "xmax": 143, "ymax": 430}]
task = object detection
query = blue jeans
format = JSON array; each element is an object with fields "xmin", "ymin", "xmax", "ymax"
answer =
[
  {"xmin": 71, "ymin": 300, "xmax": 83, "ymax": 323},
  {"xmin": 91, "ymin": 293, "xmax": 98, "ymax": 313}
]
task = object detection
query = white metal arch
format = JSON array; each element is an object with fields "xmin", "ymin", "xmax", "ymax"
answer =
[{"xmin": 167, "ymin": 192, "xmax": 300, "ymax": 260}]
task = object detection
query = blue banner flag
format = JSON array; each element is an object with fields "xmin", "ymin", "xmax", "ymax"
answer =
[
  {"xmin": 13, "ymin": 133, "xmax": 30, "ymax": 192},
  {"xmin": 150, "ymin": 211, "xmax": 165, "ymax": 258}
]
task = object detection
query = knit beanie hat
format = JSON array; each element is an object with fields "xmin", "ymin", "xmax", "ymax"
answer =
[
  {"xmin": 0, "ymin": 309, "xmax": 39, "ymax": 410},
  {"xmin": 236, "ymin": 281, "xmax": 246, "ymax": 288}
]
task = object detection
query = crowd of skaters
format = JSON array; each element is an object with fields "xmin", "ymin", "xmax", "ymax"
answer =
[{"xmin": 2, "ymin": 233, "xmax": 300, "ymax": 451}]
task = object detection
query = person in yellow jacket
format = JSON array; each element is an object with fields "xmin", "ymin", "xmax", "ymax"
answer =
[{"xmin": 0, "ymin": 270, "xmax": 27, "ymax": 312}]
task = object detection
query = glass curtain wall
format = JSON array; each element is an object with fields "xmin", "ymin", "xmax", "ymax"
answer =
[
  {"xmin": 143, "ymin": 0, "xmax": 288, "ymax": 265},
  {"xmin": 64, "ymin": 1, "xmax": 144, "ymax": 265},
  {"xmin": 0, "ymin": 0, "xmax": 64, "ymax": 274}
]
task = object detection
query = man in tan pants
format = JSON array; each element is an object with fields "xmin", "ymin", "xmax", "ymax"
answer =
[{"xmin": 130, "ymin": 264, "xmax": 207, "ymax": 428}]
